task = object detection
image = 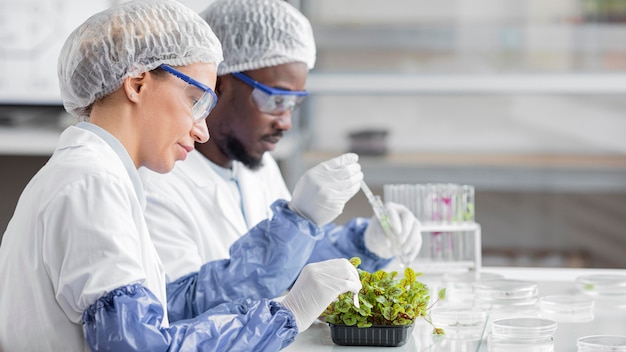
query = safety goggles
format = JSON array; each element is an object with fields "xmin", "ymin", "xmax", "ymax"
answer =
[
  {"xmin": 159, "ymin": 64, "xmax": 218, "ymax": 122},
  {"xmin": 232, "ymin": 72, "xmax": 308, "ymax": 115}
]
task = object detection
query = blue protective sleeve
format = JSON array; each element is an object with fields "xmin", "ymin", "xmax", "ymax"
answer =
[
  {"xmin": 166, "ymin": 199, "xmax": 323, "ymax": 322},
  {"xmin": 307, "ymin": 217, "xmax": 393, "ymax": 273},
  {"xmin": 82, "ymin": 284, "xmax": 297, "ymax": 352}
]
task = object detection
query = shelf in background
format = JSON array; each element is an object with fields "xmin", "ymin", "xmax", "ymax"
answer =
[
  {"xmin": 302, "ymin": 151, "xmax": 626, "ymax": 192},
  {"xmin": 307, "ymin": 73, "xmax": 626, "ymax": 94},
  {"xmin": 0, "ymin": 126, "xmax": 62, "ymax": 156}
]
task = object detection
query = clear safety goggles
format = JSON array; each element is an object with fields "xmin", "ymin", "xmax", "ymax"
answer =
[
  {"xmin": 231, "ymin": 72, "xmax": 308, "ymax": 115},
  {"xmin": 159, "ymin": 64, "xmax": 218, "ymax": 122}
]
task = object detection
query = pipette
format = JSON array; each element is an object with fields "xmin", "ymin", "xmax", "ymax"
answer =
[{"xmin": 360, "ymin": 180, "xmax": 410, "ymax": 267}]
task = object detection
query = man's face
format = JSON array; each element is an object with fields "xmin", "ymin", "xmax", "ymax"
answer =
[{"xmin": 202, "ymin": 62, "xmax": 308, "ymax": 170}]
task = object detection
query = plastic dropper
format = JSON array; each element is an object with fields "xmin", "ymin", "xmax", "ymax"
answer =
[{"xmin": 360, "ymin": 180, "xmax": 410, "ymax": 267}]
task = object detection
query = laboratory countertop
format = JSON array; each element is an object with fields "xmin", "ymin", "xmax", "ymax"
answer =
[{"xmin": 283, "ymin": 266, "xmax": 626, "ymax": 352}]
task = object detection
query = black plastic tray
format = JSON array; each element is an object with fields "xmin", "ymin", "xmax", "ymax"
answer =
[{"xmin": 329, "ymin": 323, "xmax": 414, "ymax": 347}]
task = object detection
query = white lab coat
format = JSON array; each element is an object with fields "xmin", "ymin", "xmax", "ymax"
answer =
[
  {"xmin": 140, "ymin": 150, "xmax": 289, "ymax": 281},
  {"xmin": 0, "ymin": 124, "xmax": 167, "ymax": 352}
]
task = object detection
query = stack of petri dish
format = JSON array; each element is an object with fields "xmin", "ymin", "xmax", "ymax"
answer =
[
  {"xmin": 539, "ymin": 295, "xmax": 594, "ymax": 322},
  {"xmin": 430, "ymin": 307, "xmax": 488, "ymax": 340},
  {"xmin": 442, "ymin": 271, "xmax": 503, "ymax": 307},
  {"xmin": 577, "ymin": 335, "xmax": 626, "ymax": 351},
  {"xmin": 473, "ymin": 279, "xmax": 539, "ymax": 317},
  {"xmin": 576, "ymin": 274, "xmax": 626, "ymax": 309},
  {"xmin": 488, "ymin": 317, "xmax": 557, "ymax": 352}
]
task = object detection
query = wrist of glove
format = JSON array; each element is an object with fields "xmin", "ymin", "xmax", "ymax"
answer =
[
  {"xmin": 289, "ymin": 153, "xmax": 363, "ymax": 226},
  {"xmin": 280, "ymin": 259, "xmax": 362, "ymax": 332},
  {"xmin": 364, "ymin": 202, "xmax": 423, "ymax": 262}
]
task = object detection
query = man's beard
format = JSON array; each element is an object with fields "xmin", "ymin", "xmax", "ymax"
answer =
[{"xmin": 224, "ymin": 135, "xmax": 264, "ymax": 170}]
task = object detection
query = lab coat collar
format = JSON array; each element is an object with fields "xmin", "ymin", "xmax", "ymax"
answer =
[
  {"xmin": 179, "ymin": 150, "xmax": 217, "ymax": 188},
  {"xmin": 180, "ymin": 151, "xmax": 252, "ymax": 233},
  {"xmin": 206, "ymin": 159, "xmax": 252, "ymax": 229},
  {"xmin": 204, "ymin": 156, "xmax": 274, "ymax": 231},
  {"xmin": 181, "ymin": 150, "xmax": 244, "ymax": 189},
  {"xmin": 76, "ymin": 122, "xmax": 146, "ymax": 209},
  {"xmin": 206, "ymin": 158, "xmax": 237, "ymax": 182}
]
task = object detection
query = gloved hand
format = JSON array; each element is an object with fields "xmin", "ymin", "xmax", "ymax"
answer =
[
  {"xmin": 289, "ymin": 153, "xmax": 363, "ymax": 226},
  {"xmin": 364, "ymin": 202, "xmax": 423, "ymax": 262},
  {"xmin": 280, "ymin": 258, "xmax": 362, "ymax": 332}
]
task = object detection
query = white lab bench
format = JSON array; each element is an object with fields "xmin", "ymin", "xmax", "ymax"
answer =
[{"xmin": 283, "ymin": 266, "xmax": 626, "ymax": 352}]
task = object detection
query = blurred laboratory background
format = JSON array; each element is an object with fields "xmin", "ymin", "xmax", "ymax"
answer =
[{"xmin": 1, "ymin": 0, "xmax": 626, "ymax": 268}]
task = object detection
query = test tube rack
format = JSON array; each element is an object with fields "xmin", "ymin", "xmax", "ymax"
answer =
[{"xmin": 410, "ymin": 221, "xmax": 482, "ymax": 274}]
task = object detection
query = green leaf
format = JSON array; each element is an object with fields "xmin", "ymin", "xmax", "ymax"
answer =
[
  {"xmin": 336, "ymin": 299, "xmax": 352, "ymax": 313},
  {"xmin": 342, "ymin": 314, "xmax": 357, "ymax": 326},
  {"xmin": 349, "ymin": 257, "xmax": 361, "ymax": 268},
  {"xmin": 433, "ymin": 327, "xmax": 446, "ymax": 335},
  {"xmin": 382, "ymin": 306, "xmax": 394, "ymax": 321},
  {"xmin": 387, "ymin": 286, "xmax": 402, "ymax": 297},
  {"xmin": 392, "ymin": 303, "xmax": 404, "ymax": 316},
  {"xmin": 357, "ymin": 321, "xmax": 373, "ymax": 328},
  {"xmin": 375, "ymin": 295, "xmax": 387, "ymax": 304},
  {"xmin": 373, "ymin": 270, "xmax": 387, "ymax": 281},
  {"xmin": 361, "ymin": 271, "xmax": 372, "ymax": 286},
  {"xmin": 404, "ymin": 267, "xmax": 416, "ymax": 283},
  {"xmin": 356, "ymin": 304, "xmax": 372, "ymax": 316},
  {"xmin": 438, "ymin": 288, "xmax": 447, "ymax": 301},
  {"xmin": 325, "ymin": 314, "xmax": 338, "ymax": 324}
]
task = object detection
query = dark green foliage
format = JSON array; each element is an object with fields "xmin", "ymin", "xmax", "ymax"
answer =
[{"xmin": 322, "ymin": 257, "xmax": 446, "ymax": 335}]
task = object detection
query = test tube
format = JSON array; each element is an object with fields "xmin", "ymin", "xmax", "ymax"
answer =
[{"xmin": 384, "ymin": 183, "xmax": 477, "ymax": 264}]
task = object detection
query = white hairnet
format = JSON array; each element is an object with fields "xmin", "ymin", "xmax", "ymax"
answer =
[
  {"xmin": 200, "ymin": 0, "xmax": 316, "ymax": 76},
  {"xmin": 58, "ymin": 0, "xmax": 223, "ymax": 118}
]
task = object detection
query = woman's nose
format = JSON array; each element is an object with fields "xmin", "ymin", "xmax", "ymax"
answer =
[{"xmin": 191, "ymin": 119, "xmax": 210, "ymax": 143}]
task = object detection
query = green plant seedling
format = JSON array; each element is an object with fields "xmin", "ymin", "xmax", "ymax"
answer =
[{"xmin": 322, "ymin": 257, "xmax": 445, "ymax": 335}]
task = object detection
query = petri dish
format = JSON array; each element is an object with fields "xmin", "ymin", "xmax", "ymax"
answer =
[
  {"xmin": 539, "ymin": 295, "xmax": 594, "ymax": 322},
  {"xmin": 430, "ymin": 307, "xmax": 487, "ymax": 340},
  {"xmin": 577, "ymin": 335, "xmax": 626, "ymax": 351},
  {"xmin": 474, "ymin": 297, "xmax": 539, "ymax": 311},
  {"xmin": 576, "ymin": 274, "xmax": 626, "ymax": 297},
  {"xmin": 491, "ymin": 317, "xmax": 557, "ymax": 340},
  {"xmin": 473, "ymin": 279, "xmax": 539, "ymax": 301},
  {"xmin": 443, "ymin": 271, "xmax": 504, "ymax": 306},
  {"xmin": 488, "ymin": 335, "xmax": 554, "ymax": 352}
]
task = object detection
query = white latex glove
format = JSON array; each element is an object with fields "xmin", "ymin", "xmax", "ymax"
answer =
[
  {"xmin": 364, "ymin": 202, "xmax": 423, "ymax": 262},
  {"xmin": 289, "ymin": 153, "xmax": 363, "ymax": 226},
  {"xmin": 280, "ymin": 258, "xmax": 362, "ymax": 332}
]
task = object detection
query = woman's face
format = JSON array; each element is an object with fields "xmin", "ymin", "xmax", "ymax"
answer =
[{"xmin": 139, "ymin": 62, "xmax": 216, "ymax": 173}]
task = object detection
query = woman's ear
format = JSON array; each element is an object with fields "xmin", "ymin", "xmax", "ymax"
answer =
[{"xmin": 123, "ymin": 72, "xmax": 147, "ymax": 102}]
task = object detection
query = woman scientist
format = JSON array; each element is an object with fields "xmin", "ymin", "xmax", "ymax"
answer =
[{"xmin": 0, "ymin": 1, "xmax": 361, "ymax": 351}]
